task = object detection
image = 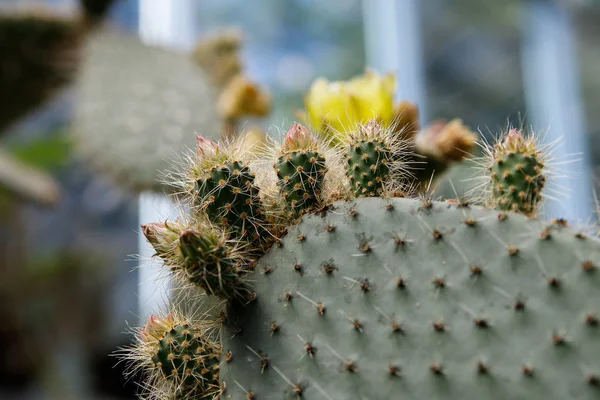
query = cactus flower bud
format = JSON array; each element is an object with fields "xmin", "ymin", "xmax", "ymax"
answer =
[
  {"xmin": 195, "ymin": 134, "xmax": 218, "ymax": 155},
  {"xmin": 416, "ymin": 119, "xmax": 477, "ymax": 163},
  {"xmin": 139, "ymin": 314, "xmax": 175, "ymax": 342},
  {"xmin": 282, "ymin": 122, "xmax": 316, "ymax": 152},
  {"xmin": 141, "ymin": 221, "xmax": 180, "ymax": 261}
]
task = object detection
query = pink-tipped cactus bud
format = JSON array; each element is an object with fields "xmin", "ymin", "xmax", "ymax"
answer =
[
  {"xmin": 141, "ymin": 222, "xmax": 168, "ymax": 246},
  {"xmin": 358, "ymin": 118, "xmax": 383, "ymax": 138},
  {"xmin": 139, "ymin": 314, "xmax": 175, "ymax": 341},
  {"xmin": 141, "ymin": 220, "xmax": 180, "ymax": 260},
  {"xmin": 495, "ymin": 128, "xmax": 533, "ymax": 154},
  {"xmin": 195, "ymin": 134, "xmax": 218, "ymax": 155},
  {"xmin": 282, "ymin": 122, "xmax": 317, "ymax": 152}
]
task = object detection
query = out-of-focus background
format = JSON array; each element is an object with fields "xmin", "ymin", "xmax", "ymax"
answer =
[{"xmin": 0, "ymin": 0, "xmax": 599, "ymax": 399}]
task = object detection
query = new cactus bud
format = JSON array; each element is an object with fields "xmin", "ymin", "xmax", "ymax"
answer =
[
  {"xmin": 141, "ymin": 220, "xmax": 183, "ymax": 264},
  {"xmin": 191, "ymin": 135, "xmax": 269, "ymax": 246},
  {"xmin": 489, "ymin": 128, "xmax": 546, "ymax": 215},
  {"xmin": 119, "ymin": 311, "xmax": 222, "ymax": 400},
  {"xmin": 344, "ymin": 119, "xmax": 410, "ymax": 197},
  {"xmin": 178, "ymin": 227, "xmax": 246, "ymax": 299},
  {"xmin": 274, "ymin": 123, "xmax": 328, "ymax": 218}
]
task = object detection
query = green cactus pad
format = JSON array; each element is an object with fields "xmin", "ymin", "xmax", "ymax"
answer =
[
  {"xmin": 346, "ymin": 141, "xmax": 390, "ymax": 196},
  {"xmin": 195, "ymin": 161, "xmax": 266, "ymax": 243},
  {"xmin": 220, "ymin": 197, "xmax": 600, "ymax": 400},
  {"xmin": 179, "ymin": 229, "xmax": 242, "ymax": 299},
  {"xmin": 152, "ymin": 324, "xmax": 220, "ymax": 388},
  {"xmin": 275, "ymin": 150, "xmax": 327, "ymax": 218},
  {"xmin": 72, "ymin": 28, "xmax": 220, "ymax": 192},
  {"xmin": 491, "ymin": 151, "xmax": 545, "ymax": 214}
]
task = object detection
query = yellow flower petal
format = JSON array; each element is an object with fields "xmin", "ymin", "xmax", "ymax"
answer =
[
  {"xmin": 347, "ymin": 70, "xmax": 395, "ymax": 125},
  {"xmin": 306, "ymin": 79, "xmax": 357, "ymax": 134}
]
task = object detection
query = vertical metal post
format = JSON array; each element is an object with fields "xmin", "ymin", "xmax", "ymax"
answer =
[
  {"xmin": 362, "ymin": 0, "xmax": 427, "ymax": 122},
  {"xmin": 521, "ymin": 0, "xmax": 592, "ymax": 223},
  {"xmin": 137, "ymin": 0, "xmax": 197, "ymax": 321}
]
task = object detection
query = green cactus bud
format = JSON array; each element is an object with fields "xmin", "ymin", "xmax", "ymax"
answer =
[
  {"xmin": 489, "ymin": 128, "xmax": 546, "ymax": 215},
  {"xmin": 119, "ymin": 311, "xmax": 222, "ymax": 400},
  {"xmin": 192, "ymin": 135, "xmax": 268, "ymax": 245},
  {"xmin": 178, "ymin": 228, "xmax": 245, "ymax": 299},
  {"xmin": 274, "ymin": 123, "xmax": 328, "ymax": 218},
  {"xmin": 152, "ymin": 323, "xmax": 220, "ymax": 387},
  {"xmin": 344, "ymin": 119, "xmax": 409, "ymax": 197}
]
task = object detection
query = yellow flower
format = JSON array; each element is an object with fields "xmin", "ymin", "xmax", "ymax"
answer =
[
  {"xmin": 305, "ymin": 78, "xmax": 358, "ymax": 135},
  {"xmin": 347, "ymin": 69, "xmax": 395, "ymax": 124},
  {"xmin": 303, "ymin": 70, "xmax": 396, "ymax": 142}
]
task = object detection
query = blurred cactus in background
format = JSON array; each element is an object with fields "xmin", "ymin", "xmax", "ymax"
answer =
[{"xmin": 71, "ymin": 24, "xmax": 272, "ymax": 193}]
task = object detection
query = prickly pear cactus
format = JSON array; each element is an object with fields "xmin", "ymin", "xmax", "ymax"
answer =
[
  {"xmin": 121, "ymin": 94, "xmax": 598, "ymax": 400},
  {"xmin": 220, "ymin": 197, "xmax": 600, "ymax": 399}
]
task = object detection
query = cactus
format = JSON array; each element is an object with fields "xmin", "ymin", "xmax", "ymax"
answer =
[
  {"xmin": 219, "ymin": 197, "xmax": 600, "ymax": 399},
  {"xmin": 71, "ymin": 29, "xmax": 221, "ymax": 192},
  {"xmin": 344, "ymin": 119, "xmax": 410, "ymax": 197},
  {"xmin": 123, "ymin": 105, "xmax": 598, "ymax": 399},
  {"xmin": 190, "ymin": 135, "xmax": 271, "ymax": 247},
  {"xmin": 71, "ymin": 26, "xmax": 270, "ymax": 193},
  {"xmin": 274, "ymin": 123, "xmax": 328, "ymax": 218},
  {"xmin": 488, "ymin": 128, "xmax": 546, "ymax": 215},
  {"xmin": 142, "ymin": 220, "xmax": 249, "ymax": 300},
  {"xmin": 120, "ymin": 312, "xmax": 222, "ymax": 400}
]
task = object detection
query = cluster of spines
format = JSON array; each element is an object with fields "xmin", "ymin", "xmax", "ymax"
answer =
[
  {"xmin": 119, "ymin": 312, "xmax": 222, "ymax": 400},
  {"xmin": 274, "ymin": 123, "xmax": 328, "ymax": 218}
]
